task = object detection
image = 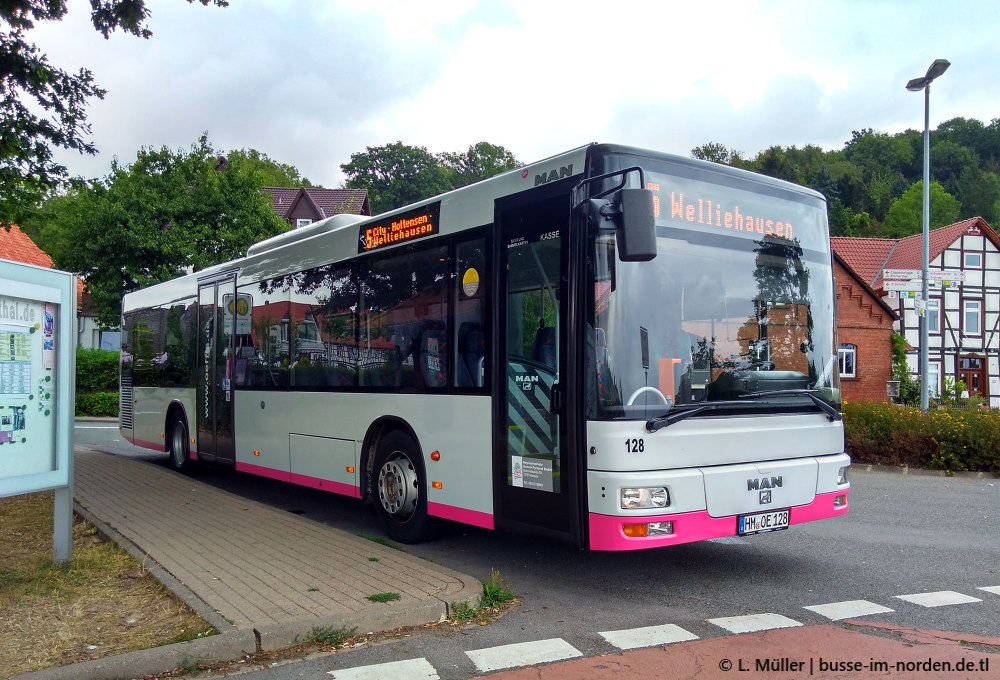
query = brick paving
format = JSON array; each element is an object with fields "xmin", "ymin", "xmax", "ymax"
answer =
[{"xmin": 73, "ymin": 448, "xmax": 476, "ymax": 631}]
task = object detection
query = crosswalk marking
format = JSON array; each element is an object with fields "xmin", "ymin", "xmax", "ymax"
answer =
[
  {"xmin": 803, "ymin": 600, "xmax": 895, "ymax": 620},
  {"xmin": 895, "ymin": 591, "xmax": 982, "ymax": 607},
  {"xmin": 707, "ymin": 613, "xmax": 802, "ymax": 634},
  {"xmin": 327, "ymin": 657, "xmax": 439, "ymax": 680},
  {"xmin": 599, "ymin": 623, "xmax": 699, "ymax": 650},
  {"xmin": 978, "ymin": 586, "xmax": 1000, "ymax": 596},
  {"xmin": 466, "ymin": 638, "xmax": 582, "ymax": 673}
]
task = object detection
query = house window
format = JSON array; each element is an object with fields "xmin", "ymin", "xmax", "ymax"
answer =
[
  {"xmin": 926, "ymin": 299, "xmax": 940, "ymax": 333},
  {"xmin": 926, "ymin": 363, "xmax": 940, "ymax": 398},
  {"xmin": 296, "ymin": 218, "xmax": 312, "ymax": 227},
  {"xmin": 964, "ymin": 252, "xmax": 983, "ymax": 268},
  {"xmin": 838, "ymin": 343, "xmax": 856, "ymax": 378},
  {"xmin": 963, "ymin": 299, "xmax": 982, "ymax": 335}
]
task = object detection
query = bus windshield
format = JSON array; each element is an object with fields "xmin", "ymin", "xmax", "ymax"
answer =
[{"xmin": 589, "ymin": 163, "xmax": 839, "ymax": 421}]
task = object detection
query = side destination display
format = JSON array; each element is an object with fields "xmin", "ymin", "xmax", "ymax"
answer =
[{"xmin": 359, "ymin": 202, "xmax": 441, "ymax": 252}]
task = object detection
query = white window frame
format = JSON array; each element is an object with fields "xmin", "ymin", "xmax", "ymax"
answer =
[
  {"xmin": 963, "ymin": 251, "xmax": 983, "ymax": 268},
  {"xmin": 926, "ymin": 362, "xmax": 941, "ymax": 398},
  {"xmin": 837, "ymin": 343, "xmax": 857, "ymax": 378},
  {"xmin": 963, "ymin": 299, "xmax": 982, "ymax": 336},
  {"xmin": 926, "ymin": 298, "xmax": 941, "ymax": 334},
  {"xmin": 296, "ymin": 218, "xmax": 313, "ymax": 227}
]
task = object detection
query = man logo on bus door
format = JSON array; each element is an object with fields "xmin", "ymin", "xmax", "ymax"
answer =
[{"xmin": 515, "ymin": 373, "xmax": 538, "ymax": 392}]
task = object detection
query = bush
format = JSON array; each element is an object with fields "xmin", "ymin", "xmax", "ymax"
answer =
[
  {"xmin": 76, "ymin": 349, "xmax": 119, "ymax": 392},
  {"xmin": 76, "ymin": 392, "xmax": 119, "ymax": 417},
  {"xmin": 844, "ymin": 401, "xmax": 1000, "ymax": 474}
]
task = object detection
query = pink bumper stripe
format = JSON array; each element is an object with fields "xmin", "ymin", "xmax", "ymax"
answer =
[
  {"xmin": 428, "ymin": 501, "xmax": 494, "ymax": 530},
  {"xmin": 131, "ymin": 438, "xmax": 166, "ymax": 453},
  {"xmin": 589, "ymin": 489, "xmax": 850, "ymax": 551},
  {"xmin": 235, "ymin": 461, "xmax": 290, "ymax": 483}
]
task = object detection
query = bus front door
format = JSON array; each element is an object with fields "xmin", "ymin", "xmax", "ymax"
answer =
[
  {"xmin": 196, "ymin": 278, "xmax": 236, "ymax": 465},
  {"xmin": 497, "ymin": 194, "xmax": 573, "ymax": 538}
]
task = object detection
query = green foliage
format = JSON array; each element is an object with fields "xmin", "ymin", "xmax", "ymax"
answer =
[
  {"xmin": 342, "ymin": 140, "xmax": 521, "ymax": 214},
  {"xmin": 225, "ymin": 148, "xmax": 315, "ymax": 188},
  {"xmin": 437, "ymin": 142, "xmax": 521, "ymax": 189},
  {"xmin": 342, "ymin": 141, "xmax": 452, "ymax": 215},
  {"xmin": 303, "ymin": 625, "xmax": 357, "ymax": 646},
  {"xmin": 480, "ymin": 570, "xmax": 514, "ymax": 608},
  {"xmin": 890, "ymin": 333, "xmax": 920, "ymax": 406},
  {"xmin": 75, "ymin": 392, "xmax": 118, "ymax": 417},
  {"xmin": 693, "ymin": 117, "xmax": 1000, "ymax": 236},
  {"xmin": 843, "ymin": 401, "xmax": 1000, "ymax": 474},
  {"xmin": 45, "ymin": 135, "xmax": 288, "ymax": 326},
  {"xmin": 1, "ymin": 0, "xmax": 228, "ymax": 228},
  {"xmin": 366, "ymin": 592, "xmax": 400, "ymax": 603},
  {"xmin": 76, "ymin": 349, "xmax": 119, "ymax": 392},
  {"xmin": 881, "ymin": 181, "xmax": 961, "ymax": 238}
]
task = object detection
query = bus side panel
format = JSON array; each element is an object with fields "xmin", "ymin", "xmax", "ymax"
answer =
[
  {"xmin": 232, "ymin": 391, "xmax": 494, "ymax": 525},
  {"xmin": 130, "ymin": 387, "xmax": 195, "ymax": 452}
]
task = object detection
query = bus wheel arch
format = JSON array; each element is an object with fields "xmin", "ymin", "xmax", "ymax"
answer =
[
  {"xmin": 165, "ymin": 403, "xmax": 192, "ymax": 473},
  {"xmin": 363, "ymin": 419, "xmax": 434, "ymax": 543}
]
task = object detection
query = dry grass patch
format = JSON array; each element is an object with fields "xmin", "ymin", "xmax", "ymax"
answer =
[{"xmin": 0, "ymin": 491, "xmax": 213, "ymax": 678}]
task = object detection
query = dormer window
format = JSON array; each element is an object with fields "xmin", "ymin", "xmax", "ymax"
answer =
[{"xmin": 296, "ymin": 218, "xmax": 312, "ymax": 227}]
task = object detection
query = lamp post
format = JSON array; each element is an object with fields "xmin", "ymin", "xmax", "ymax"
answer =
[{"xmin": 906, "ymin": 58, "xmax": 950, "ymax": 411}]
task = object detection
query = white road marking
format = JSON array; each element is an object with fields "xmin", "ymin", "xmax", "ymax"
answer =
[
  {"xmin": 978, "ymin": 586, "xmax": 1000, "ymax": 596},
  {"xmin": 707, "ymin": 536, "xmax": 749, "ymax": 545},
  {"xmin": 466, "ymin": 638, "xmax": 582, "ymax": 673},
  {"xmin": 803, "ymin": 600, "xmax": 894, "ymax": 620},
  {"xmin": 327, "ymin": 657, "xmax": 439, "ymax": 680},
  {"xmin": 707, "ymin": 613, "xmax": 802, "ymax": 634},
  {"xmin": 599, "ymin": 623, "xmax": 699, "ymax": 650},
  {"xmin": 895, "ymin": 591, "xmax": 982, "ymax": 607}
]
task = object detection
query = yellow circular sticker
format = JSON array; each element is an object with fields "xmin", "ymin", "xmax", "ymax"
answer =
[
  {"xmin": 462, "ymin": 268, "xmax": 480, "ymax": 297},
  {"xmin": 236, "ymin": 298, "xmax": 249, "ymax": 315}
]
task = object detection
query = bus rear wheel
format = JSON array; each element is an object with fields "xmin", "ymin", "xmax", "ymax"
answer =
[
  {"xmin": 168, "ymin": 412, "xmax": 192, "ymax": 473},
  {"xmin": 373, "ymin": 431, "xmax": 433, "ymax": 543}
]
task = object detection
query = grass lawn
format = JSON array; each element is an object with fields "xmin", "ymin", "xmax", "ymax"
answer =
[{"xmin": 0, "ymin": 491, "xmax": 213, "ymax": 678}]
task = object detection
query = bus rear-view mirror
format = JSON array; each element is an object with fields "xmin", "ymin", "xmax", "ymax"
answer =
[{"xmin": 615, "ymin": 188, "xmax": 656, "ymax": 262}]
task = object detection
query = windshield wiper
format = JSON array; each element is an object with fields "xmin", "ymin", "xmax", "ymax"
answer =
[
  {"xmin": 739, "ymin": 389, "xmax": 842, "ymax": 422},
  {"xmin": 645, "ymin": 401, "xmax": 745, "ymax": 432}
]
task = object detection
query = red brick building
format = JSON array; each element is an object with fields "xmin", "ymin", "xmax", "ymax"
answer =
[{"xmin": 832, "ymin": 251, "xmax": 898, "ymax": 403}]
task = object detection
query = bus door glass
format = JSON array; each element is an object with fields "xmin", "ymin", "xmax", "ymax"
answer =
[
  {"xmin": 497, "ymin": 195, "xmax": 570, "ymax": 534},
  {"xmin": 196, "ymin": 277, "xmax": 236, "ymax": 465}
]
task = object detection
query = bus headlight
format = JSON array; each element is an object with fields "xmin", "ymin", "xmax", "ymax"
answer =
[
  {"xmin": 837, "ymin": 466, "xmax": 849, "ymax": 485},
  {"xmin": 621, "ymin": 487, "xmax": 670, "ymax": 509}
]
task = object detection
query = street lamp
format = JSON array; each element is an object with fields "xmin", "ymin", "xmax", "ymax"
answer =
[{"xmin": 906, "ymin": 58, "xmax": 950, "ymax": 411}]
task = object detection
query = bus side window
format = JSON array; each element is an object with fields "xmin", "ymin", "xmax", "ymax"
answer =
[{"xmin": 453, "ymin": 236, "xmax": 487, "ymax": 389}]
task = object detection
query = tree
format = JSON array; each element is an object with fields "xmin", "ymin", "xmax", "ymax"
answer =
[
  {"xmin": 880, "ymin": 181, "xmax": 961, "ymax": 238},
  {"xmin": 691, "ymin": 142, "xmax": 742, "ymax": 166},
  {"xmin": 54, "ymin": 135, "xmax": 287, "ymax": 326},
  {"xmin": 1, "ymin": 0, "xmax": 228, "ymax": 228},
  {"xmin": 341, "ymin": 142, "xmax": 452, "ymax": 214},
  {"xmin": 226, "ymin": 148, "xmax": 316, "ymax": 188},
  {"xmin": 437, "ymin": 142, "xmax": 520, "ymax": 189}
]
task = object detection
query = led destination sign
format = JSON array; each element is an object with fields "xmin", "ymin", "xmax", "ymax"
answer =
[
  {"xmin": 360, "ymin": 203, "xmax": 441, "ymax": 252},
  {"xmin": 650, "ymin": 180, "xmax": 794, "ymax": 241}
]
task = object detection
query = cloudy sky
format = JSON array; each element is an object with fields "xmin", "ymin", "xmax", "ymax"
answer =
[{"xmin": 32, "ymin": 0, "xmax": 1000, "ymax": 188}]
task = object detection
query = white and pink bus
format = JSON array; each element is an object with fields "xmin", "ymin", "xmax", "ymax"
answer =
[{"xmin": 120, "ymin": 143, "xmax": 850, "ymax": 550}]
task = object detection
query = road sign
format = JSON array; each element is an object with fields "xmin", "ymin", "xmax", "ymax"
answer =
[
  {"xmin": 884, "ymin": 280, "xmax": 926, "ymax": 292},
  {"xmin": 927, "ymin": 270, "xmax": 965, "ymax": 282},
  {"xmin": 882, "ymin": 269, "xmax": 921, "ymax": 280}
]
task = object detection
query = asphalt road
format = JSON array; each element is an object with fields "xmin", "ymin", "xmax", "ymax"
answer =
[{"xmin": 75, "ymin": 420, "xmax": 1000, "ymax": 679}]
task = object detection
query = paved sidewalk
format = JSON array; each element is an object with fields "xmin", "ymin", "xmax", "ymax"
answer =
[{"xmin": 17, "ymin": 447, "xmax": 481, "ymax": 680}]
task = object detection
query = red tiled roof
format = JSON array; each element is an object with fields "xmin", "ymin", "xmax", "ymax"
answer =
[
  {"xmin": 833, "ymin": 217, "xmax": 999, "ymax": 290},
  {"xmin": 830, "ymin": 236, "xmax": 896, "ymax": 287},
  {"xmin": 0, "ymin": 224, "xmax": 54, "ymax": 268},
  {"xmin": 0, "ymin": 224, "xmax": 85, "ymax": 307},
  {"xmin": 263, "ymin": 187, "xmax": 370, "ymax": 220}
]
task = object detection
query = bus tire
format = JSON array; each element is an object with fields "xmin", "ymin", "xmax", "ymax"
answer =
[
  {"xmin": 372, "ymin": 430, "xmax": 434, "ymax": 543},
  {"xmin": 168, "ymin": 411, "xmax": 192, "ymax": 473}
]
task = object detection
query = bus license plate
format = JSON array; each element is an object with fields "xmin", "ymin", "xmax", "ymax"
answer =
[{"xmin": 738, "ymin": 509, "xmax": 790, "ymax": 535}]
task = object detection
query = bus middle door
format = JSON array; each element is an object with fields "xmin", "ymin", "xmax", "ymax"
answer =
[{"xmin": 197, "ymin": 277, "xmax": 237, "ymax": 466}]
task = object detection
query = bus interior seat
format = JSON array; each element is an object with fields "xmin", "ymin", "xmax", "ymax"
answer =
[
  {"xmin": 457, "ymin": 322, "xmax": 484, "ymax": 387},
  {"xmin": 418, "ymin": 322, "xmax": 447, "ymax": 388},
  {"xmin": 533, "ymin": 326, "xmax": 556, "ymax": 368}
]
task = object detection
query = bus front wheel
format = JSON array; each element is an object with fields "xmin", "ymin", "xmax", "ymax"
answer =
[
  {"xmin": 373, "ymin": 431, "xmax": 433, "ymax": 543},
  {"xmin": 168, "ymin": 412, "xmax": 192, "ymax": 473}
]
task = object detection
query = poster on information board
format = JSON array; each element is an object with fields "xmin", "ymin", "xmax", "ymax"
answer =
[{"xmin": 0, "ymin": 261, "xmax": 75, "ymax": 498}]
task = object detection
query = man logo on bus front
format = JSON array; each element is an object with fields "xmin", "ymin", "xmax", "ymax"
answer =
[{"xmin": 759, "ymin": 490, "xmax": 772, "ymax": 504}]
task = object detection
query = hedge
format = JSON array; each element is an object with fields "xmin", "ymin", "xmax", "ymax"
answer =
[
  {"xmin": 75, "ymin": 392, "xmax": 119, "ymax": 417},
  {"xmin": 76, "ymin": 348, "xmax": 119, "ymax": 392},
  {"xmin": 844, "ymin": 401, "xmax": 1000, "ymax": 474}
]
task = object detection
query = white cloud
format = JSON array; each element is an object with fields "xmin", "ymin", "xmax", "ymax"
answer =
[{"xmin": 26, "ymin": 0, "xmax": 1000, "ymax": 188}]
